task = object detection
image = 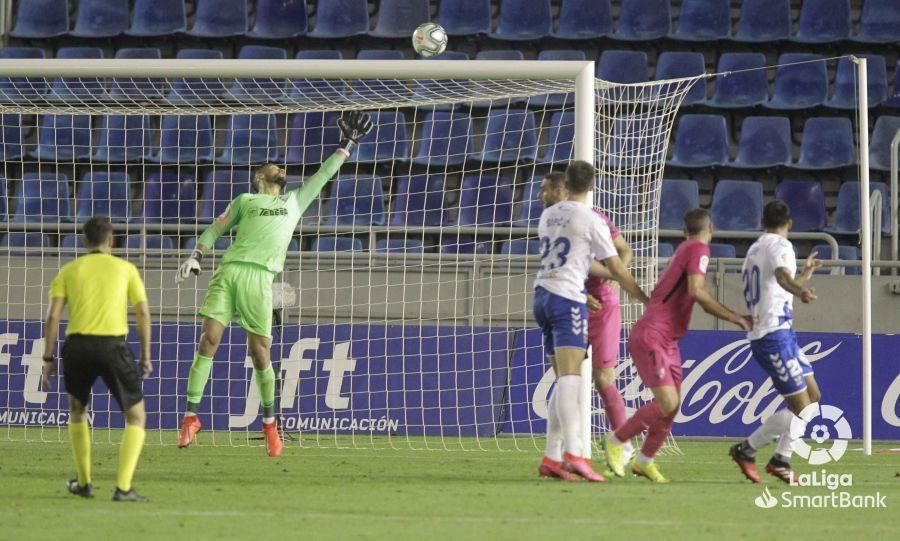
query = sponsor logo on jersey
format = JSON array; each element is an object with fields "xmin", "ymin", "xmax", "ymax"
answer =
[{"xmin": 258, "ymin": 208, "xmax": 288, "ymax": 217}]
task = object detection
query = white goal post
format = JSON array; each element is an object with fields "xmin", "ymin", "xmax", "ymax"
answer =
[{"xmin": 0, "ymin": 58, "xmax": 697, "ymax": 454}]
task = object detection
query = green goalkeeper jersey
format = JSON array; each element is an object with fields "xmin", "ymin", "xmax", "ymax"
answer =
[{"xmin": 198, "ymin": 153, "xmax": 345, "ymax": 274}]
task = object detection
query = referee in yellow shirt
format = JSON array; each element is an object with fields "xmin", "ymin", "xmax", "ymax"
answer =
[{"xmin": 41, "ymin": 217, "xmax": 153, "ymax": 502}]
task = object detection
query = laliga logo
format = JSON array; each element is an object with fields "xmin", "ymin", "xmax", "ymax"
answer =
[{"xmin": 790, "ymin": 402, "xmax": 853, "ymax": 465}]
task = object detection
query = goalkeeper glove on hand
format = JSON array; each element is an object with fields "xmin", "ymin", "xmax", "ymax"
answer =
[
  {"xmin": 176, "ymin": 250, "xmax": 203, "ymax": 284},
  {"xmin": 337, "ymin": 111, "xmax": 374, "ymax": 156}
]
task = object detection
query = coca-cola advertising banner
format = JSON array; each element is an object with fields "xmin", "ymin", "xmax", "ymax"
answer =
[{"xmin": 0, "ymin": 321, "xmax": 898, "ymax": 439}]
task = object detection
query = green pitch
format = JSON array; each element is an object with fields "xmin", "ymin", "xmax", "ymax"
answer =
[{"xmin": 1, "ymin": 431, "xmax": 897, "ymax": 541}]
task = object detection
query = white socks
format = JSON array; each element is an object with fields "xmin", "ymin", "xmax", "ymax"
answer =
[
  {"xmin": 544, "ymin": 387, "xmax": 564, "ymax": 462},
  {"xmin": 775, "ymin": 411, "xmax": 807, "ymax": 462},
  {"xmin": 747, "ymin": 408, "xmax": 793, "ymax": 452},
  {"xmin": 556, "ymin": 375, "xmax": 582, "ymax": 457}
]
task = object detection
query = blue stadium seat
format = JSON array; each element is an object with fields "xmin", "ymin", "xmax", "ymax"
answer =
[
  {"xmin": 765, "ymin": 54, "xmax": 828, "ymax": 110},
  {"xmin": 613, "ymin": 0, "xmax": 671, "ymax": 41},
  {"xmin": 127, "ymin": 0, "xmax": 187, "ymax": 36},
  {"xmin": 285, "ymin": 50, "xmax": 344, "ymax": 104},
  {"xmin": 0, "ymin": 175, "xmax": 6, "ymax": 221},
  {"xmin": 125, "ymin": 235, "xmax": 175, "ymax": 250},
  {"xmin": 474, "ymin": 50, "xmax": 524, "ymax": 61},
  {"xmin": 390, "ymin": 175, "xmax": 447, "ymax": 227},
  {"xmin": 30, "ymin": 115, "xmax": 93, "ymax": 162},
  {"xmin": 216, "ymin": 114, "xmax": 281, "ymax": 165},
  {"xmin": 227, "ymin": 46, "xmax": 288, "ymax": 102},
  {"xmin": 9, "ymin": 0, "xmax": 68, "ymax": 38},
  {"xmin": 597, "ymin": 50, "xmax": 648, "ymax": 83},
  {"xmin": 187, "ymin": 0, "xmax": 248, "ymax": 37},
  {"xmin": 166, "ymin": 49, "xmax": 228, "ymax": 104},
  {"xmin": 198, "ymin": 170, "xmax": 251, "ymax": 222},
  {"xmin": 411, "ymin": 50, "xmax": 469, "ymax": 106},
  {"xmin": 811, "ymin": 245, "xmax": 861, "ymax": 275},
  {"xmin": 533, "ymin": 50, "xmax": 585, "ymax": 107},
  {"xmin": 793, "ymin": 0, "xmax": 851, "ymax": 43},
  {"xmin": 536, "ymin": 111, "xmax": 574, "ymax": 164},
  {"xmin": 375, "ymin": 239, "xmax": 425, "ymax": 253},
  {"xmin": 597, "ymin": 178, "xmax": 641, "ymax": 229},
  {"xmin": 501, "ymin": 239, "xmax": 541, "ymax": 255},
  {"xmin": 0, "ymin": 115, "xmax": 25, "ymax": 161},
  {"xmin": 731, "ymin": 116, "xmax": 792, "ymax": 169},
  {"xmin": 659, "ymin": 179, "xmax": 699, "ymax": 230},
  {"xmin": 141, "ymin": 171, "xmax": 196, "ymax": 223},
  {"xmin": 108, "ymin": 48, "xmax": 164, "ymax": 101},
  {"xmin": 47, "ymin": 48, "xmax": 105, "ymax": 102},
  {"xmin": 672, "ymin": 0, "xmax": 730, "ymax": 41},
  {"xmin": 186, "ymin": 236, "xmax": 232, "ymax": 251},
  {"xmin": 437, "ymin": 0, "xmax": 490, "ymax": 36},
  {"xmin": 348, "ymin": 111, "xmax": 410, "ymax": 164},
  {"xmin": 853, "ymin": 0, "xmax": 900, "ymax": 43},
  {"xmin": 869, "ymin": 116, "xmax": 900, "ymax": 171},
  {"xmin": 606, "ymin": 117, "xmax": 665, "ymax": 168},
  {"xmin": 440, "ymin": 235, "xmax": 490, "ymax": 254},
  {"xmin": 733, "ymin": 0, "xmax": 791, "ymax": 42},
  {"xmin": 247, "ymin": 0, "xmax": 309, "ymax": 38},
  {"xmin": 453, "ymin": 172, "xmax": 515, "ymax": 226},
  {"xmin": 0, "ymin": 48, "xmax": 47, "ymax": 103},
  {"xmin": 411, "ymin": 112, "xmax": 473, "ymax": 167},
  {"xmin": 657, "ymin": 242, "xmax": 675, "ymax": 258},
  {"xmin": 553, "ymin": 0, "xmax": 612, "ymax": 39},
  {"xmin": 324, "ymin": 176, "xmax": 386, "ymax": 226},
  {"xmin": 709, "ymin": 243, "xmax": 737, "ymax": 258},
  {"xmin": 667, "ymin": 114, "xmax": 729, "ymax": 168},
  {"xmin": 370, "ymin": 0, "xmax": 430, "ymax": 38},
  {"xmin": 512, "ymin": 176, "xmax": 544, "ymax": 228},
  {"xmin": 93, "ymin": 115, "xmax": 151, "ymax": 163},
  {"xmin": 887, "ymin": 68, "xmax": 900, "ymax": 108},
  {"xmin": 826, "ymin": 55, "xmax": 888, "ymax": 109},
  {"xmin": 827, "ymin": 182, "xmax": 891, "ymax": 235},
  {"xmin": 474, "ymin": 109, "xmax": 537, "ymax": 163},
  {"xmin": 12, "ymin": 173, "xmax": 71, "ymax": 223},
  {"xmin": 313, "ymin": 237, "xmax": 362, "ymax": 252},
  {"xmin": 60, "ymin": 235, "xmax": 80, "ymax": 250},
  {"xmin": 491, "ymin": 0, "xmax": 552, "ymax": 40},
  {"xmin": 654, "ymin": 52, "xmax": 707, "ymax": 105},
  {"xmin": 350, "ymin": 50, "xmax": 408, "ymax": 103},
  {"xmin": 71, "ymin": 0, "xmax": 129, "ymax": 37},
  {"xmin": 153, "ymin": 115, "xmax": 214, "ymax": 165},
  {"xmin": 0, "ymin": 233, "xmax": 52, "ymax": 251},
  {"xmin": 711, "ymin": 180, "xmax": 763, "ymax": 231},
  {"xmin": 309, "ymin": 0, "xmax": 369, "ymax": 38},
  {"xmin": 76, "ymin": 172, "xmax": 132, "ymax": 223},
  {"xmin": 708, "ymin": 53, "xmax": 768, "ymax": 109},
  {"xmin": 285, "ymin": 111, "xmax": 341, "ymax": 164},
  {"xmin": 775, "ymin": 180, "xmax": 826, "ymax": 232},
  {"xmin": 794, "ymin": 117, "xmax": 855, "ymax": 170}
]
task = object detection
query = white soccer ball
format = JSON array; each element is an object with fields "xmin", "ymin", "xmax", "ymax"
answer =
[{"xmin": 412, "ymin": 22, "xmax": 448, "ymax": 58}]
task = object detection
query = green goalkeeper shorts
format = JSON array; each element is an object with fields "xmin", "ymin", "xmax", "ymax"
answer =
[{"xmin": 199, "ymin": 262, "xmax": 275, "ymax": 338}]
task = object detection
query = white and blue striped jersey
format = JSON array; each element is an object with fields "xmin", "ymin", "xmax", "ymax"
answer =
[
  {"xmin": 742, "ymin": 233, "xmax": 797, "ymax": 341},
  {"xmin": 533, "ymin": 200, "xmax": 617, "ymax": 303}
]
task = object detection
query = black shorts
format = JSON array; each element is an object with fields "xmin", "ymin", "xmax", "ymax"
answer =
[{"xmin": 62, "ymin": 335, "xmax": 144, "ymax": 411}]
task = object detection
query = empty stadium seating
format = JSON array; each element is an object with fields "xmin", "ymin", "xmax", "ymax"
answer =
[
  {"xmin": 659, "ymin": 179, "xmax": 699, "ymax": 230},
  {"xmin": 186, "ymin": 0, "xmax": 248, "ymax": 38},
  {"xmin": 10, "ymin": 0, "xmax": 68, "ymax": 39},
  {"xmin": 711, "ymin": 180, "xmax": 763, "ymax": 231},
  {"xmin": 71, "ymin": 0, "xmax": 129, "ymax": 38},
  {"xmin": 775, "ymin": 180, "xmax": 827, "ymax": 232},
  {"xmin": 491, "ymin": 0, "xmax": 552, "ymax": 41},
  {"xmin": 673, "ymin": 0, "xmax": 730, "ymax": 41},
  {"xmin": 127, "ymin": 0, "xmax": 187, "ymax": 36},
  {"xmin": 437, "ymin": 0, "xmax": 491, "ymax": 36},
  {"xmin": 554, "ymin": 0, "xmax": 612, "ymax": 39},
  {"xmin": 731, "ymin": 116, "xmax": 792, "ymax": 169},
  {"xmin": 247, "ymin": 0, "xmax": 309, "ymax": 39},
  {"xmin": 668, "ymin": 114, "xmax": 729, "ymax": 168}
]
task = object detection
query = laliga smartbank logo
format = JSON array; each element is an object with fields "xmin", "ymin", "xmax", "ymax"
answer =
[{"xmin": 754, "ymin": 403, "xmax": 887, "ymax": 510}]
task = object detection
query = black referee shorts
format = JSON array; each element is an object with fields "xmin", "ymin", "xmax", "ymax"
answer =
[{"xmin": 62, "ymin": 335, "xmax": 144, "ymax": 411}]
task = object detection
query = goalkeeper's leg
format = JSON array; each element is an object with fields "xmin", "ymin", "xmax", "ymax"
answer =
[
  {"xmin": 248, "ymin": 333, "xmax": 281, "ymax": 457},
  {"xmin": 179, "ymin": 317, "xmax": 226, "ymax": 448}
]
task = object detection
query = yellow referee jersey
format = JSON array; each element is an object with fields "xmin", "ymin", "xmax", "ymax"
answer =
[{"xmin": 49, "ymin": 253, "xmax": 148, "ymax": 336}]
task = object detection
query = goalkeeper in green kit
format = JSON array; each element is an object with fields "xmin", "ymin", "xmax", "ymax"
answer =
[{"xmin": 175, "ymin": 112, "xmax": 372, "ymax": 457}]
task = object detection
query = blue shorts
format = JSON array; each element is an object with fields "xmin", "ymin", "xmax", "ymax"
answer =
[
  {"xmin": 750, "ymin": 329, "xmax": 814, "ymax": 397},
  {"xmin": 533, "ymin": 287, "xmax": 587, "ymax": 358}
]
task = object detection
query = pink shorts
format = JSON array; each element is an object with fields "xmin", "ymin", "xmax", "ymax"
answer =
[
  {"xmin": 628, "ymin": 322, "xmax": 682, "ymax": 389},
  {"xmin": 588, "ymin": 304, "xmax": 621, "ymax": 369}
]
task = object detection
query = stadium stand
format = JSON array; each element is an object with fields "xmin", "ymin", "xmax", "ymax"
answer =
[
  {"xmin": 731, "ymin": 116, "xmax": 792, "ymax": 169},
  {"xmin": 71, "ymin": 0, "xmax": 129, "ymax": 38}
]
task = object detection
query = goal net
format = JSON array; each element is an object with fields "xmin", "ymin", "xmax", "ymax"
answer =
[{"xmin": 0, "ymin": 59, "xmax": 697, "ymax": 452}]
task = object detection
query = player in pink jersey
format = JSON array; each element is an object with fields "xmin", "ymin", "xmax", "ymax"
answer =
[
  {"xmin": 538, "ymin": 172, "xmax": 635, "ymax": 471},
  {"xmin": 604, "ymin": 209, "xmax": 752, "ymax": 482}
]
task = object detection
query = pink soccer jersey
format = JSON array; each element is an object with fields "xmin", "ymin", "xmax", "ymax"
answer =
[
  {"xmin": 585, "ymin": 210, "xmax": 621, "ymax": 307},
  {"xmin": 639, "ymin": 239, "xmax": 710, "ymax": 342}
]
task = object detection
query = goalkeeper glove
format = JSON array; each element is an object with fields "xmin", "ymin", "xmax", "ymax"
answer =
[
  {"xmin": 337, "ymin": 111, "xmax": 374, "ymax": 156},
  {"xmin": 176, "ymin": 250, "xmax": 203, "ymax": 284}
]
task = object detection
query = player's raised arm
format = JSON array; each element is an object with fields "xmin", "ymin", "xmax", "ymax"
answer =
[
  {"xmin": 774, "ymin": 252, "xmax": 820, "ymax": 304},
  {"xmin": 290, "ymin": 111, "xmax": 374, "ymax": 215}
]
